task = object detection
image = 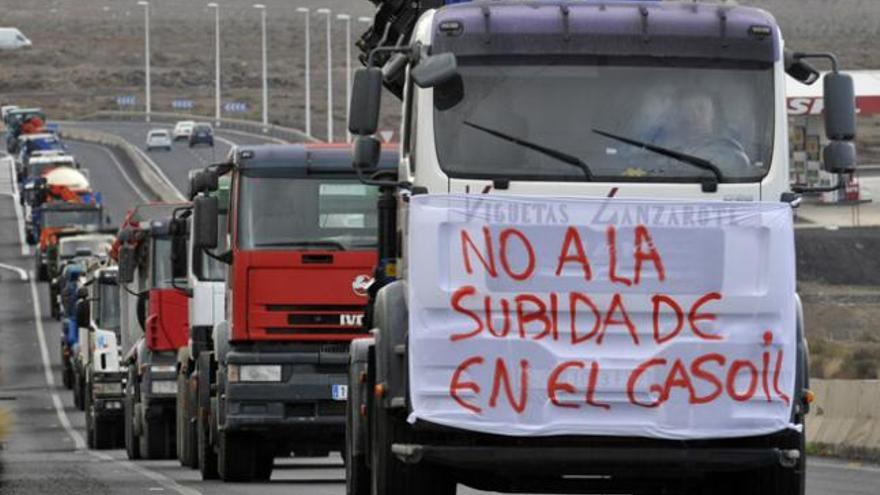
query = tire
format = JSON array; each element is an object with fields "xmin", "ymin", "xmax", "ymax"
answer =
[
  {"xmin": 254, "ymin": 448, "xmax": 274, "ymax": 481},
  {"xmin": 62, "ymin": 361, "xmax": 73, "ymax": 389},
  {"xmin": 197, "ymin": 407, "xmax": 219, "ymax": 480},
  {"xmin": 124, "ymin": 386, "xmax": 141, "ymax": 459},
  {"xmin": 141, "ymin": 414, "xmax": 175, "ymax": 459},
  {"xmin": 74, "ymin": 369, "xmax": 85, "ymax": 411},
  {"xmin": 177, "ymin": 367, "xmax": 196, "ymax": 468},
  {"xmin": 370, "ymin": 405, "xmax": 455, "ymax": 495},
  {"xmin": 346, "ymin": 386, "xmax": 370, "ymax": 495},
  {"xmin": 218, "ymin": 431, "xmax": 257, "ymax": 482},
  {"xmin": 85, "ymin": 387, "xmax": 96, "ymax": 449}
]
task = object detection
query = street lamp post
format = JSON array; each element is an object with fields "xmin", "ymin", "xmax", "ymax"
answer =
[
  {"xmin": 337, "ymin": 14, "xmax": 351, "ymax": 143},
  {"xmin": 137, "ymin": 1, "xmax": 151, "ymax": 122},
  {"xmin": 317, "ymin": 8, "xmax": 332, "ymax": 142},
  {"xmin": 207, "ymin": 2, "xmax": 221, "ymax": 125},
  {"xmin": 296, "ymin": 7, "xmax": 311, "ymax": 137},
  {"xmin": 254, "ymin": 4, "xmax": 268, "ymax": 130}
]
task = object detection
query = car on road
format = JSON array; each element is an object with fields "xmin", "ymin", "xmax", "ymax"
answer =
[
  {"xmin": 172, "ymin": 121, "xmax": 195, "ymax": 141},
  {"xmin": 146, "ymin": 129, "xmax": 172, "ymax": 152},
  {"xmin": 188, "ymin": 123, "xmax": 214, "ymax": 148}
]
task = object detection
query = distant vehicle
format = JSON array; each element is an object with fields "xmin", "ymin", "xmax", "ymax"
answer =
[
  {"xmin": 1, "ymin": 104, "xmax": 18, "ymax": 120},
  {"xmin": 146, "ymin": 129, "xmax": 172, "ymax": 152},
  {"xmin": 0, "ymin": 28, "xmax": 32, "ymax": 50},
  {"xmin": 172, "ymin": 121, "xmax": 195, "ymax": 141},
  {"xmin": 188, "ymin": 124, "xmax": 213, "ymax": 148}
]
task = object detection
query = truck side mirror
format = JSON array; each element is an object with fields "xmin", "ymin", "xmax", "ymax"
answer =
[
  {"xmin": 411, "ymin": 52, "xmax": 458, "ymax": 89},
  {"xmin": 823, "ymin": 141, "xmax": 856, "ymax": 174},
  {"xmin": 171, "ymin": 220, "xmax": 189, "ymax": 280},
  {"xmin": 188, "ymin": 170, "xmax": 204, "ymax": 200},
  {"xmin": 349, "ymin": 67, "xmax": 383, "ymax": 136},
  {"xmin": 823, "ymin": 72, "xmax": 856, "ymax": 141},
  {"xmin": 193, "ymin": 195, "xmax": 219, "ymax": 250},
  {"xmin": 353, "ymin": 136, "xmax": 381, "ymax": 172},
  {"xmin": 75, "ymin": 299, "xmax": 90, "ymax": 328},
  {"xmin": 118, "ymin": 244, "xmax": 136, "ymax": 284}
]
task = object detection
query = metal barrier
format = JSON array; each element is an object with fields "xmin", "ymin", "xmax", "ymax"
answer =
[{"xmin": 77, "ymin": 110, "xmax": 319, "ymax": 144}]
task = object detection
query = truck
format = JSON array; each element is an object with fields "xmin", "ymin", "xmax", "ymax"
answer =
[
  {"xmin": 58, "ymin": 261, "xmax": 87, "ymax": 389},
  {"xmin": 115, "ymin": 203, "xmax": 191, "ymax": 460},
  {"xmin": 175, "ymin": 172, "xmax": 230, "ymax": 469},
  {"xmin": 5, "ymin": 107, "xmax": 46, "ymax": 153},
  {"xmin": 31, "ymin": 200, "xmax": 104, "ymax": 282},
  {"xmin": 188, "ymin": 143, "xmax": 395, "ymax": 481},
  {"xmin": 48, "ymin": 233, "xmax": 114, "ymax": 320},
  {"xmin": 74, "ymin": 264, "xmax": 126, "ymax": 449},
  {"xmin": 343, "ymin": 1, "xmax": 858, "ymax": 494}
]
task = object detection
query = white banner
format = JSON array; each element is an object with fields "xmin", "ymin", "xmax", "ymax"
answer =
[{"xmin": 407, "ymin": 194, "xmax": 797, "ymax": 440}]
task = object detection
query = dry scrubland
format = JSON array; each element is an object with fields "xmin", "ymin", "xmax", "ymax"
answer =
[{"xmin": 1, "ymin": 0, "xmax": 880, "ymax": 378}]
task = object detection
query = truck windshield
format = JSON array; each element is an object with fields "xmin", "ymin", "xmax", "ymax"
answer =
[
  {"xmin": 98, "ymin": 282, "xmax": 120, "ymax": 330},
  {"xmin": 434, "ymin": 57, "xmax": 774, "ymax": 183},
  {"xmin": 43, "ymin": 209, "xmax": 102, "ymax": 229},
  {"xmin": 238, "ymin": 177, "xmax": 379, "ymax": 250},
  {"xmin": 152, "ymin": 238, "xmax": 186, "ymax": 289},
  {"xmin": 60, "ymin": 238, "xmax": 112, "ymax": 258}
]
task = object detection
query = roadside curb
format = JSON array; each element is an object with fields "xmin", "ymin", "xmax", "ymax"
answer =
[{"xmin": 57, "ymin": 126, "xmax": 184, "ymax": 202}]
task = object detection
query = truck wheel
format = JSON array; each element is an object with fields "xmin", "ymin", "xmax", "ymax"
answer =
[
  {"xmin": 62, "ymin": 362, "xmax": 73, "ymax": 390},
  {"xmin": 254, "ymin": 448, "xmax": 274, "ymax": 481},
  {"xmin": 73, "ymin": 371, "xmax": 85, "ymax": 411},
  {"xmin": 218, "ymin": 431, "xmax": 256, "ymax": 482},
  {"xmin": 346, "ymin": 392, "xmax": 370, "ymax": 495},
  {"xmin": 197, "ymin": 409, "xmax": 219, "ymax": 480},
  {"xmin": 370, "ymin": 406, "xmax": 455, "ymax": 495},
  {"xmin": 85, "ymin": 390, "xmax": 96, "ymax": 449},
  {"xmin": 176, "ymin": 370, "xmax": 196, "ymax": 467},
  {"xmin": 141, "ymin": 415, "xmax": 175, "ymax": 459},
  {"xmin": 124, "ymin": 391, "xmax": 141, "ymax": 459}
]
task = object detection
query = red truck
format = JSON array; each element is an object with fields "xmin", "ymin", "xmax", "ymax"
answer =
[
  {"xmin": 115, "ymin": 203, "xmax": 191, "ymax": 459},
  {"xmin": 189, "ymin": 143, "xmax": 396, "ymax": 481}
]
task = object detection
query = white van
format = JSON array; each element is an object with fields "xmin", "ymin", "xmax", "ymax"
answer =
[{"xmin": 0, "ymin": 28, "xmax": 32, "ymax": 49}]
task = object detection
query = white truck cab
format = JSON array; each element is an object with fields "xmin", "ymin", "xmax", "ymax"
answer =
[{"xmin": 345, "ymin": 2, "xmax": 857, "ymax": 495}]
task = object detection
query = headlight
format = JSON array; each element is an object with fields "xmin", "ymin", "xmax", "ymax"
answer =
[
  {"xmin": 150, "ymin": 364, "xmax": 176, "ymax": 373},
  {"xmin": 93, "ymin": 382, "xmax": 123, "ymax": 396},
  {"xmin": 150, "ymin": 380, "xmax": 178, "ymax": 395},
  {"xmin": 227, "ymin": 364, "xmax": 282, "ymax": 383}
]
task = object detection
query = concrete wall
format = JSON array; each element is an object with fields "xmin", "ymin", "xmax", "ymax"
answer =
[{"xmin": 807, "ymin": 379, "xmax": 880, "ymax": 455}]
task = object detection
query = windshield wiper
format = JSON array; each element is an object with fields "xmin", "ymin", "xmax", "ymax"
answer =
[
  {"xmin": 254, "ymin": 240, "xmax": 346, "ymax": 251},
  {"xmin": 464, "ymin": 121, "xmax": 593, "ymax": 180},
  {"xmin": 592, "ymin": 128, "xmax": 723, "ymax": 184}
]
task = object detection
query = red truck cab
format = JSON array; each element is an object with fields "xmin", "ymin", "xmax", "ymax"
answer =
[{"xmin": 190, "ymin": 143, "xmax": 397, "ymax": 481}]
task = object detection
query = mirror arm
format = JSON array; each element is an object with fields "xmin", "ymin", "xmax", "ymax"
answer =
[
  {"xmin": 202, "ymin": 247, "xmax": 232, "ymax": 265},
  {"xmin": 171, "ymin": 278, "xmax": 193, "ymax": 298},
  {"xmin": 354, "ymin": 165, "xmax": 411, "ymax": 189},
  {"xmin": 791, "ymin": 180, "xmax": 847, "ymax": 194},
  {"xmin": 793, "ymin": 52, "xmax": 840, "ymax": 73}
]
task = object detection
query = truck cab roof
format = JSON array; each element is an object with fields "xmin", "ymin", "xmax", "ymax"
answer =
[{"xmin": 231, "ymin": 143, "xmax": 398, "ymax": 177}]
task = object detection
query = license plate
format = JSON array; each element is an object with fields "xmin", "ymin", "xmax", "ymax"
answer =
[{"xmin": 332, "ymin": 384, "xmax": 348, "ymax": 401}]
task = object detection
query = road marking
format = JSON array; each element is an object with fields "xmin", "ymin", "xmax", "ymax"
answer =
[
  {"xmin": 89, "ymin": 451, "xmax": 203, "ymax": 495},
  {"xmin": 72, "ymin": 141, "xmax": 150, "ymax": 201},
  {"xmin": 0, "ymin": 262, "xmax": 28, "ymax": 281}
]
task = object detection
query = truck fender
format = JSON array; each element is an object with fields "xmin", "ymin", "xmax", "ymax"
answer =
[
  {"xmin": 349, "ymin": 337, "xmax": 375, "ymax": 458},
  {"xmin": 371, "ymin": 280, "xmax": 408, "ymax": 411}
]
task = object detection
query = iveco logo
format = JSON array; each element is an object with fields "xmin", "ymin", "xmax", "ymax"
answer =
[{"xmin": 352, "ymin": 274, "xmax": 373, "ymax": 297}]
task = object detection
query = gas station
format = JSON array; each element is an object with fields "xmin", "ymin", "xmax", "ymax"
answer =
[{"xmin": 787, "ymin": 70, "xmax": 880, "ymax": 203}]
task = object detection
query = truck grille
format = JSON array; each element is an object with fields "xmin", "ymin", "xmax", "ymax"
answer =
[{"xmin": 259, "ymin": 304, "xmax": 367, "ymax": 335}]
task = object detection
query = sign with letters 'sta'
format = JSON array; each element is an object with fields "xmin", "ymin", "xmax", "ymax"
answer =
[{"xmin": 407, "ymin": 194, "xmax": 797, "ymax": 440}]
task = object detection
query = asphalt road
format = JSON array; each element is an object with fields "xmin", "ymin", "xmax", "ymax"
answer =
[{"xmin": 1, "ymin": 127, "xmax": 879, "ymax": 494}]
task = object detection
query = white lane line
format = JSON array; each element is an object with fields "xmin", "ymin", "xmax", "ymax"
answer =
[
  {"xmin": 71, "ymin": 141, "xmax": 150, "ymax": 201},
  {"xmin": 0, "ymin": 262, "xmax": 28, "ymax": 280},
  {"xmin": 4, "ymin": 191, "xmax": 202, "ymax": 495},
  {"xmin": 2, "ymin": 155, "xmax": 30, "ymax": 256}
]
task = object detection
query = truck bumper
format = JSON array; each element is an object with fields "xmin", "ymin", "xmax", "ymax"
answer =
[
  {"xmin": 393, "ymin": 427, "xmax": 802, "ymax": 475},
  {"xmin": 222, "ymin": 347, "xmax": 348, "ymax": 443},
  {"xmin": 92, "ymin": 371, "xmax": 125, "ymax": 420}
]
